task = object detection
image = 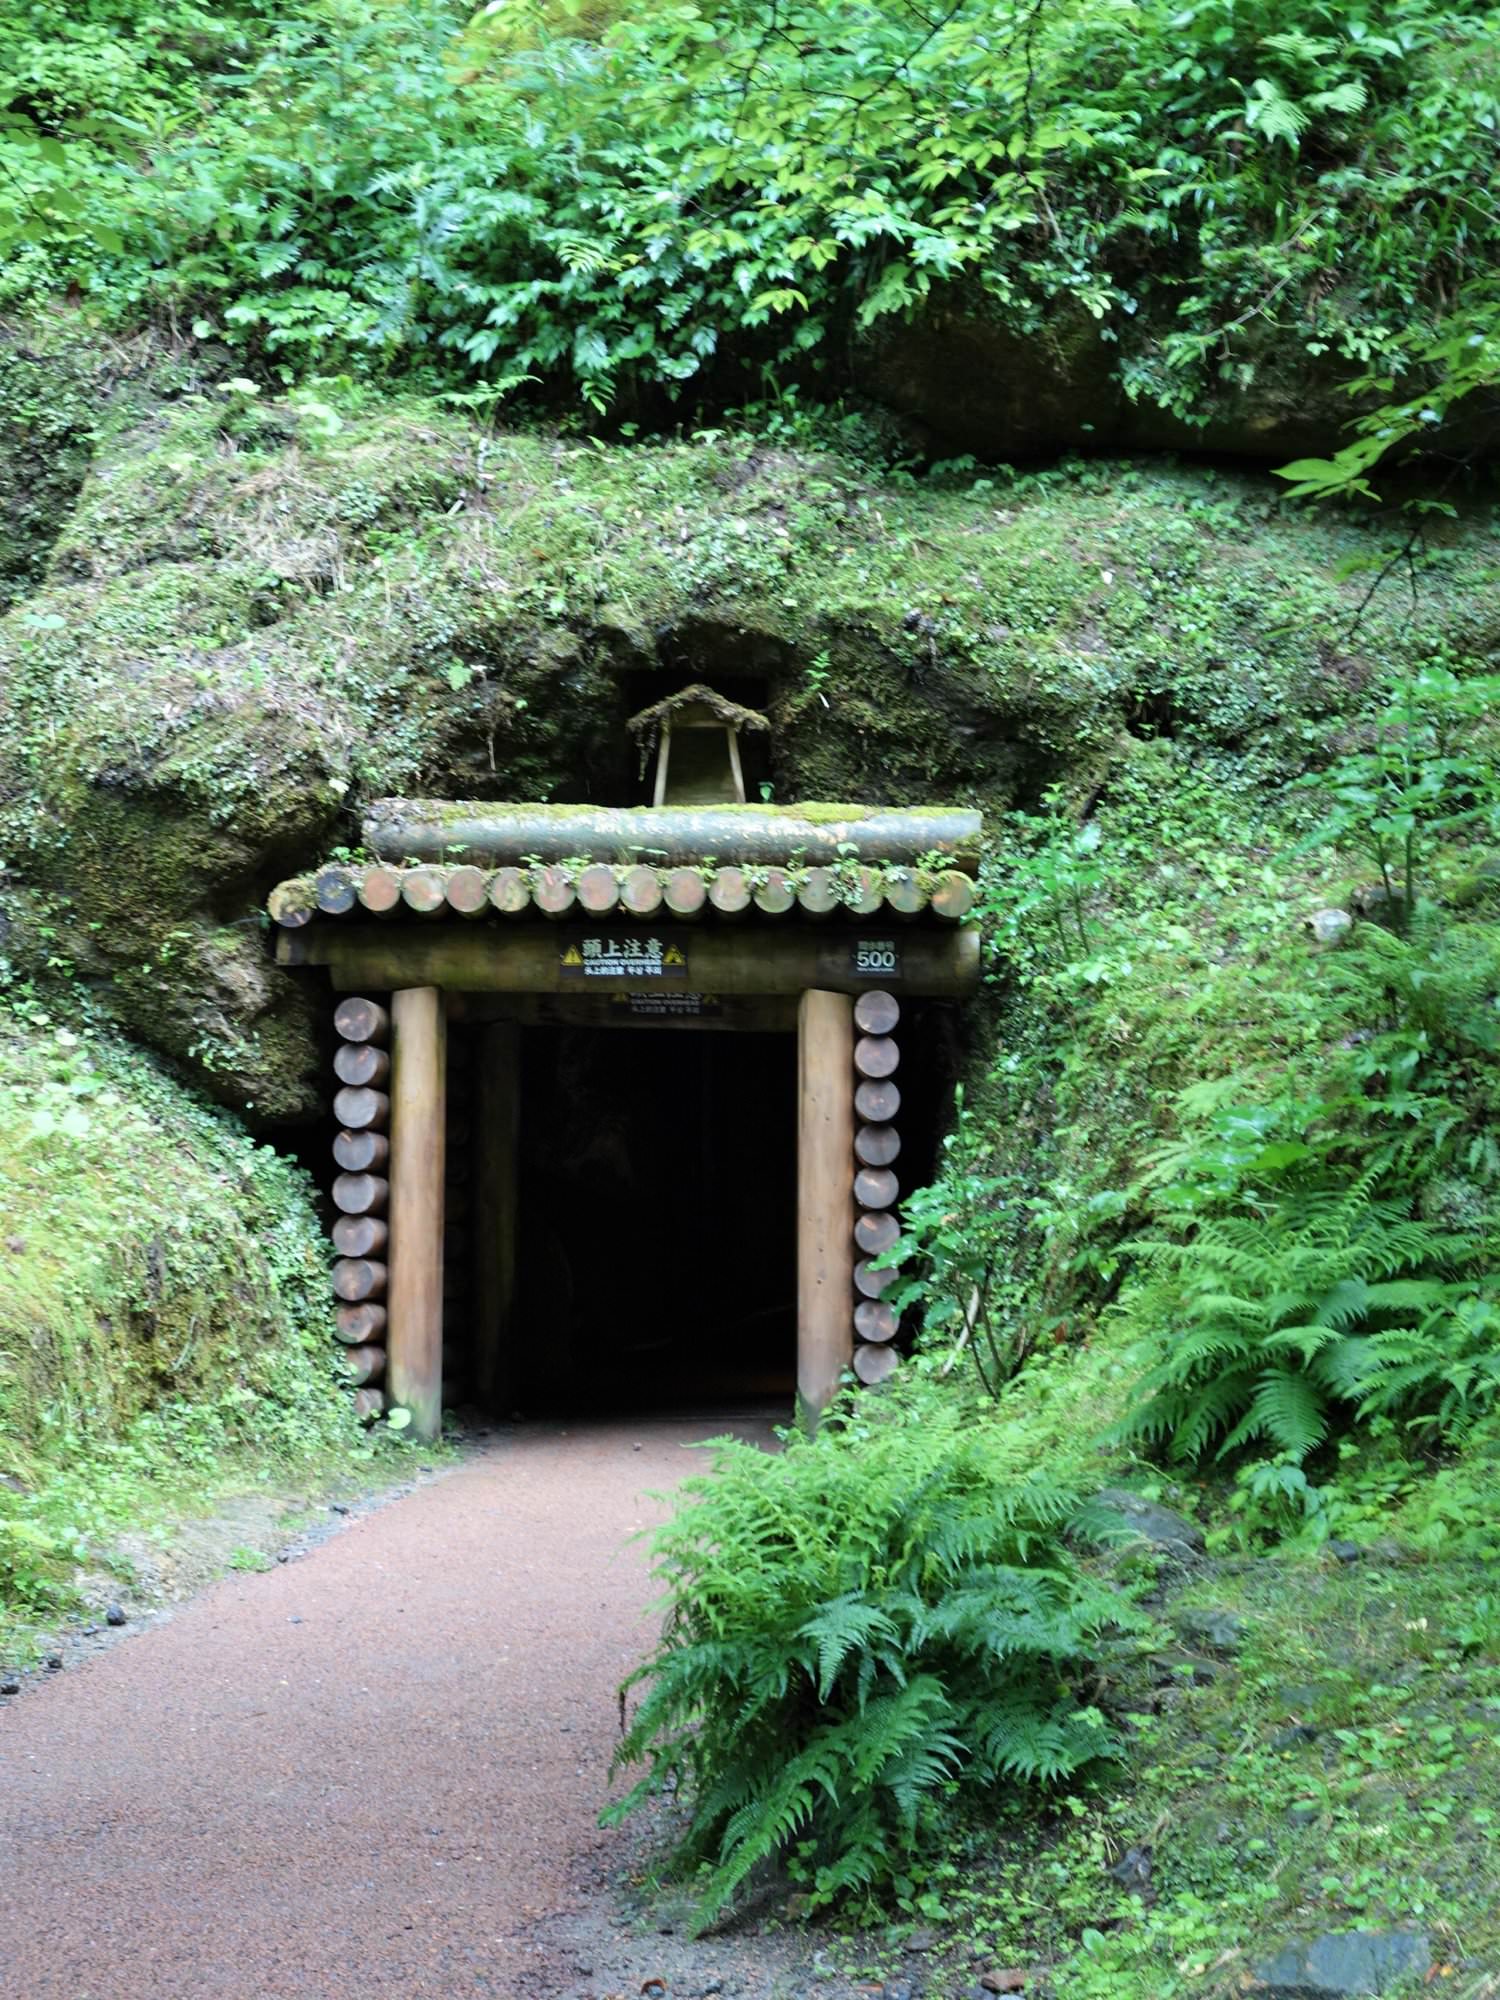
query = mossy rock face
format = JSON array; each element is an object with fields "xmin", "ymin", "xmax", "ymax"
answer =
[
  {"xmin": 0, "ymin": 998, "xmax": 355, "ymax": 1482},
  {"xmin": 4, "ymin": 344, "xmax": 1498, "ymax": 1115},
  {"xmin": 855, "ymin": 289, "xmax": 1500, "ymax": 464},
  {"xmin": 0, "ymin": 320, "xmax": 107, "ymax": 611}
]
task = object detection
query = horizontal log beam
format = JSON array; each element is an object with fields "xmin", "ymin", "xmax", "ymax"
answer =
[
  {"xmin": 280, "ymin": 923, "xmax": 981, "ymax": 998},
  {"xmin": 362, "ymin": 801, "xmax": 983, "ymax": 872}
]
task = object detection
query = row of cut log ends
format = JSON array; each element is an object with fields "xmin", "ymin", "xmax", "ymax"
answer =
[
  {"xmin": 270, "ymin": 862, "xmax": 978, "ymax": 927},
  {"xmin": 333, "ymin": 999, "xmax": 391, "ymax": 1423},
  {"xmin": 850, "ymin": 990, "xmax": 902, "ymax": 1382}
]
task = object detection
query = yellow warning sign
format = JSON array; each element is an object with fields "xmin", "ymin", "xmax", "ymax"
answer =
[{"xmin": 559, "ymin": 933, "xmax": 689, "ymax": 980}]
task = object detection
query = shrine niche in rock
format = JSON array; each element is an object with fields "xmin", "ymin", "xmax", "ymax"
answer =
[{"xmin": 267, "ymin": 685, "xmax": 982, "ymax": 1441}]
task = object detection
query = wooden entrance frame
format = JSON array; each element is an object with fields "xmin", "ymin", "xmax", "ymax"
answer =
[{"xmin": 273, "ymin": 803, "xmax": 982, "ymax": 1441}]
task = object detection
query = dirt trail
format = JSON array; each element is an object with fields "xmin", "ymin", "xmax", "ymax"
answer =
[{"xmin": 0, "ymin": 1417, "xmax": 868, "ymax": 2000}]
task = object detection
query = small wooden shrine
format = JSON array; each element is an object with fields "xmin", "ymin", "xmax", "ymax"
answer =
[{"xmin": 267, "ymin": 689, "xmax": 982, "ymax": 1439}]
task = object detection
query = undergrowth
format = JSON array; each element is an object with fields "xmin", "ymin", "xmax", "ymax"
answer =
[
  {"xmin": 614, "ymin": 651, "xmax": 1500, "ymax": 1946},
  {"xmin": 609, "ymin": 1393, "xmax": 1147, "ymax": 1928},
  {"xmin": 2, "ymin": 1, "xmax": 1497, "ymax": 430}
]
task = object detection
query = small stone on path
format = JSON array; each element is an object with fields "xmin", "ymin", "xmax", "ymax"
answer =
[
  {"xmin": 1307, "ymin": 909, "xmax": 1353, "ymax": 946},
  {"xmin": 1171, "ymin": 1607, "xmax": 1247, "ymax": 1655},
  {"xmin": 106, "ymin": 1601, "xmax": 127, "ymax": 1626},
  {"xmin": 1090, "ymin": 1489, "xmax": 1204, "ymax": 1561}
]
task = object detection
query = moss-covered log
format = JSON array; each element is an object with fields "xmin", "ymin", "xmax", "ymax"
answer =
[{"xmin": 363, "ymin": 802, "xmax": 983, "ymax": 871}]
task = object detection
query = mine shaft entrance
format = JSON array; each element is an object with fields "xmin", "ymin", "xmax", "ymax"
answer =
[
  {"xmin": 504, "ymin": 1025, "xmax": 797, "ymax": 1414},
  {"xmin": 284, "ymin": 797, "xmax": 986, "ymax": 1439}
]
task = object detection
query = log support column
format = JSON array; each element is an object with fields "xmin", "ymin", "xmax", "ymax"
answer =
[
  {"xmin": 387, "ymin": 986, "xmax": 447, "ymax": 1442},
  {"xmin": 473, "ymin": 1021, "xmax": 521, "ymax": 1414},
  {"xmin": 797, "ymin": 989, "xmax": 855, "ymax": 1426}
]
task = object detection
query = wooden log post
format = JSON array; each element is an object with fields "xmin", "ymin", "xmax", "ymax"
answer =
[
  {"xmin": 363, "ymin": 802, "xmax": 984, "ymax": 872},
  {"xmin": 333, "ymin": 1257, "xmax": 387, "ymax": 1302},
  {"xmin": 333, "ymin": 1085, "xmax": 389, "ymax": 1130},
  {"xmin": 533, "ymin": 865, "xmax": 577, "ymax": 918},
  {"xmin": 336, "ymin": 1301, "xmax": 387, "ymax": 1344},
  {"xmin": 340, "ymin": 1344, "xmax": 386, "ymax": 1387},
  {"xmin": 333, "ymin": 1128, "xmax": 389, "ymax": 1172},
  {"xmin": 315, "ymin": 866, "xmax": 358, "ymax": 916},
  {"xmin": 575, "ymin": 864, "xmax": 621, "ymax": 917},
  {"xmin": 473, "ymin": 1022, "xmax": 520, "ymax": 1414},
  {"xmin": 386, "ymin": 986, "xmax": 447, "ymax": 1441},
  {"xmin": 854, "ymin": 1210, "xmax": 900, "ymax": 1256},
  {"xmin": 335, "ymin": 995, "xmax": 390, "ymax": 1045},
  {"xmin": 332, "ymin": 1171, "xmax": 388, "ymax": 1216},
  {"xmin": 707, "ymin": 866, "xmax": 751, "ymax": 917},
  {"xmin": 663, "ymin": 868, "xmax": 707, "ymax": 919},
  {"xmin": 267, "ymin": 879, "xmax": 314, "ymax": 929},
  {"xmin": 796, "ymin": 867, "xmax": 840, "ymax": 917},
  {"xmin": 333, "ymin": 1214, "xmax": 388, "ymax": 1258},
  {"xmin": 401, "ymin": 867, "xmax": 448, "ymax": 917},
  {"xmin": 445, "ymin": 865, "xmax": 491, "ymax": 918},
  {"xmin": 488, "ymin": 866, "xmax": 532, "ymax": 916},
  {"xmin": 333, "ymin": 1042, "xmax": 390, "ymax": 1088},
  {"xmin": 797, "ymin": 989, "xmax": 855, "ymax": 1426},
  {"xmin": 849, "ymin": 990, "xmax": 903, "ymax": 1385},
  {"xmin": 754, "ymin": 867, "xmax": 796, "ymax": 916},
  {"xmin": 621, "ymin": 865, "xmax": 664, "ymax": 919},
  {"xmin": 356, "ymin": 867, "xmax": 404, "ymax": 916}
]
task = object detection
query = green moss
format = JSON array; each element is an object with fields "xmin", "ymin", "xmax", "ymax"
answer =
[
  {"xmin": 0, "ymin": 997, "xmax": 358, "ymax": 1478},
  {"xmin": 3, "ymin": 379, "xmax": 1498, "ymax": 1110},
  {"xmin": 0, "ymin": 320, "xmax": 105, "ymax": 609}
]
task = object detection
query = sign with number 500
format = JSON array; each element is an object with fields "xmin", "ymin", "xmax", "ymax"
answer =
[{"xmin": 853, "ymin": 938, "xmax": 900, "ymax": 977}]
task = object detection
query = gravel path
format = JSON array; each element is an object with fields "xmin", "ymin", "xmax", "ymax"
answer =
[{"xmin": 0, "ymin": 1417, "xmax": 881, "ymax": 2000}]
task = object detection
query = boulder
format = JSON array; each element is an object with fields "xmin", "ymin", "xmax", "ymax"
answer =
[
  {"xmin": 854, "ymin": 289, "xmax": 1500, "ymax": 467},
  {"xmin": 1252, "ymin": 1931, "xmax": 1431, "ymax": 1997},
  {"xmin": 1090, "ymin": 1489, "xmax": 1205, "ymax": 1563}
]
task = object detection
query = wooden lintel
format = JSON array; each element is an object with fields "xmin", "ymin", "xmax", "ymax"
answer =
[{"xmin": 277, "ymin": 922, "xmax": 980, "ymax": 998}]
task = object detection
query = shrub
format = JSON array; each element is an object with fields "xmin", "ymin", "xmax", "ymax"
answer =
[{"xmin": 607, "ymin": 1396, "xmax": 1141, "ymax": 1925}]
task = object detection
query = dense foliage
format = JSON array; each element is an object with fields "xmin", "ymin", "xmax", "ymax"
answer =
[
  {"xmin": 3, "ymin": 0, "xmax": 1498, "ymax": 438},
  {"xmin": 608, "ymin": 1398, "xmax": 1141, "ymax": 1923},
  {"xmin": 894, "ymin": 657, "xmax": 1500, "ymax": 1521}
]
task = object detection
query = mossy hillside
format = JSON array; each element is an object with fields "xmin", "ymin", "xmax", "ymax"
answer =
[
  {"xmin": 0, "ymin": 313, "xmax": 245, "ymax": 612},
  {"xmin": 0, "ymin": 318, "xmax": 107, "ymax": 610},
  {"xmin": 900, "ymin": 1479, "xmax": 1500, "ymax": 1996},
  {"xmin": 0, "ymin": 993, "xmax": 362, "ymax": 1633},
  {"xmin": 3, "ymin": 374, "xmax": 1499, "ymax": 1113},
  {"xmin": 935, "ymin": 740, "xmax": 1500, "ymax": 1400}
]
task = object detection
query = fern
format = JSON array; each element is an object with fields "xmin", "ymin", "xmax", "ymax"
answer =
[
  {"xmin": 1115, "ymin": 1178, "xmax": 1492, "ymax": 1464},
  {"xmin": 606, "ymin": 1397, "xmax": 1142, "ymax": 1927}
]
